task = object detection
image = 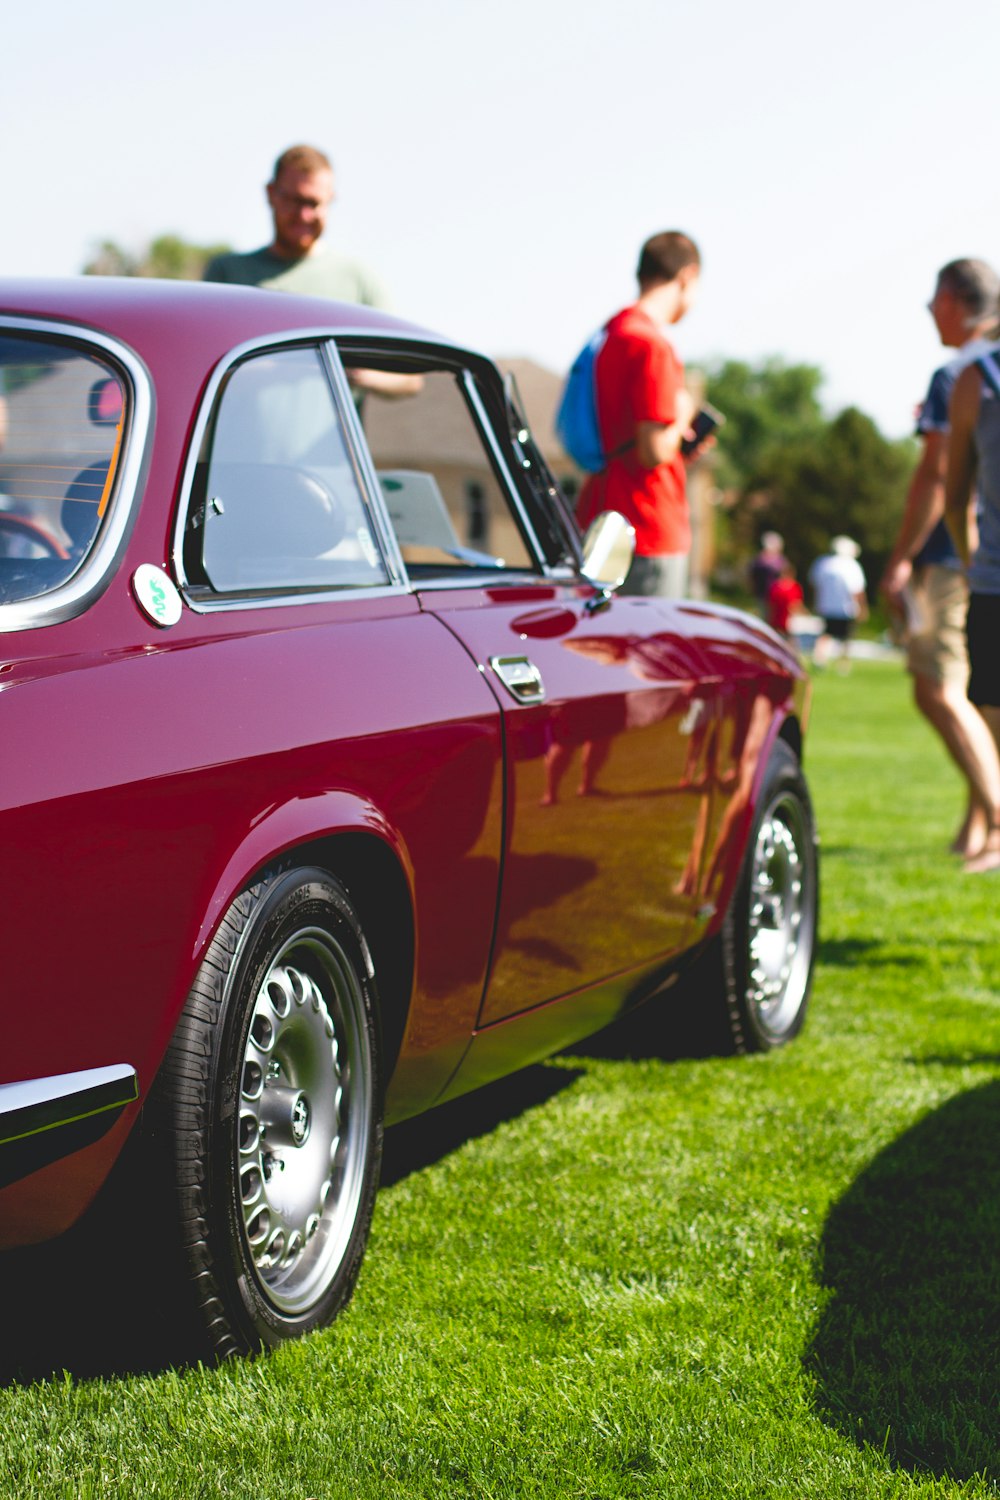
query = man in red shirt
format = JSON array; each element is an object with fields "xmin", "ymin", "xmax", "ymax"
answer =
[{"xmin": 576, "ymin": 231, "xmax": 702, "ymax": 596}]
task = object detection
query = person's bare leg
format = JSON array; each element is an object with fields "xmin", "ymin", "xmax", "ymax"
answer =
[
  {"xmin": 541, "ymin": 742, "xmax": 573, "ymax": 806},
  {"xmin": 577, "ymin": 737, "xmax": 611, "ymax": 795},
  {"xmin": 965, "ymin": 703, "xmax": 1000, "ymax": 872},
  {"xmin": 951, "ymin": 801, "xmax": 987, "ymax": 857},
  {"xmin": 912, "ymin": 675, "xmax": 994, "ymax": 854}
]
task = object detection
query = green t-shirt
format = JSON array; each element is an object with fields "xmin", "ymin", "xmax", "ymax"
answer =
[{"xmin": 203, "ymin": 246, "xmax": 389, "ymax": 308}]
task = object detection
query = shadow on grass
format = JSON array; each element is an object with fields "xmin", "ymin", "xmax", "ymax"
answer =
[
  {"xmin": 809, "ymin": 1079, "xmax": 1000, "ymax": 1481},
  {"xmin": 0, "ymin": 1064, "xmax": 584, "ymax": 1388},
  {"xmin": 565, "ymin": 982, "xmax": 736, "ymax": 1062},
  {"xmin": 817, "ymin": 936, "xmax": 922, "ymax": 968},
  {"xmin": 908, "ymin": 1053, "xmax": 1000, "ymax": 1069},
  {"xmin": 381, "ymin": 1062, "xmax": 584, "ymax": 1186},
  {"xmin": 0, "ymin": 1195, "xmax": 187, "ymax": 1387}
]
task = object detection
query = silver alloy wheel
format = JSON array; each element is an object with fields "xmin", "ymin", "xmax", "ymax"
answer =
[
  {"xmin": 236, "ymin": 926, "xmax": 373, "ymax": 1316},
  {"xmin": 745, "ymin": 790, "xmax": 815, "ymax": 1042}
]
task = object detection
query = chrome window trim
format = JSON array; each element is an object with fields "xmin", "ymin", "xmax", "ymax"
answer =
[
  {"xmin": 459, "ymin": 368, "xmax": 550, "ymax": 573},
  {"xmin": 182, "ymin": 581, "xmax": 412, "ymax": 615},
  {"xmin": 398, "ymin": 571, "xmax": 548, "ymax": 594},
  {"xmin": 319, "ymin": 341, "xmax": 408, "ymax": 587},
  {"xmin": 0, "ymin": 315, "xmax": 153, "ymax": 634},
  {"xmin": 171, "ymin": 329, "xmax": 409, "ymax": 611}
]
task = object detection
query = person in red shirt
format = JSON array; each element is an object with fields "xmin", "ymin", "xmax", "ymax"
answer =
[
  {"xmin": 576, "ymin": 231, "xmax": 703, "ymax": 597},
  {"xmin": 768, "ymin": 564, "xmax": 805, "ymax": 635}
]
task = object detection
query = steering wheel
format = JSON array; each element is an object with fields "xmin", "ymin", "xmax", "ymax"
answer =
[{"xmin": 0, "ymin": 512, "xmax": 69, "ymax": 560}]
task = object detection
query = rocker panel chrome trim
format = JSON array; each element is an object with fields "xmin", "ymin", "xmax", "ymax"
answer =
[{"xmin": 0, "ymin": 1063, "xmax": 138, "ymax": 1147}]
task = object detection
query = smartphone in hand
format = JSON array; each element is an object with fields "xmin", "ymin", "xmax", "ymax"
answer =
[{"xmin": 680, "ymin": 402, "xmax": 725, "ymax": 456}]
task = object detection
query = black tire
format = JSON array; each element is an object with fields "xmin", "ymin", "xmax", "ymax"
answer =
[
  {"xmin": 143, "ymin": 866, "xmax": 382, "ymax": 1359},
  {"xmin": 715, "ymin": 738, "xmax": 819, "ymax": 1052},
  {"xmin": 678, "ymin": 738, "xmax": 818, "ymax": 1056}
]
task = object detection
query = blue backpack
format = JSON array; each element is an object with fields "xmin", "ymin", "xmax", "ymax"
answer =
[{"xmin": 556, "ymin": 329, "xmax": 609, "ymax": 473}]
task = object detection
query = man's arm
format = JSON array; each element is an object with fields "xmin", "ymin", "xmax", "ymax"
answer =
[
  {"xmin": 945, "ymin": 364, "xmax": 982, "ymax": 567},
  {"xmin": 634, "ymin": 387, "xmax": 696, "ymax": 469},
  {"xmin": 345, "ymin": 368, "xmax": 423, "ymax": 400},
  {"xmin": 880, "ymin": 430, "xmax": 948, "ymax": 602}
]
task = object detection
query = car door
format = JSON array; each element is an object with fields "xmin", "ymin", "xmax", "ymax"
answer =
[
  {"xmin": 165, "ymin": 335, "xmax": 511, "ymax": 1116},
  {"xmin": 343, "ymin": 342, "xmax": 713, "ymax": 1026}
]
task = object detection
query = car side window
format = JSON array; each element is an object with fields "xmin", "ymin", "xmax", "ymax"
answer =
[
  {"xmin": 186, "ymin": 345, "xmax": 390, "ymax": 595},
  {"xmin": 0, "ymin": 334, "xmax": 126, "ymax": 605},
  {"xmin": 359, "ymin": 368, "xmax": 536, "ymax": 577}
]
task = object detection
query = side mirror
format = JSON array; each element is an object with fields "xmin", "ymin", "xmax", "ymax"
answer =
[{"xmin": 580, "ymin": 511, "xmax": 635, "ymax": 592}]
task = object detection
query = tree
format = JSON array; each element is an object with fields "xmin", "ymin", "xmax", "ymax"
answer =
[
  {"xmin": 751, "ymin": 407, "xmax": 914, "ymax": 584},
  {"xmin": 701, "ymin": 357, "xmax": 826, "ymax": 494},
  {"xmin": 696, "ymin": 357, "xmax": 915, "ymax": 593},
  {"xmin": 83, "ymin": 234, "xmax": 231, "ymax": 281}
]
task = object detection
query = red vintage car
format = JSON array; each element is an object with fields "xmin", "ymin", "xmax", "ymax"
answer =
[{"xmin": 0, "ymin": 279, "xmax": 817, "ymax": 1359}]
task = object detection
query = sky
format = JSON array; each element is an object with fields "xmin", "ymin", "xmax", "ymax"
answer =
[{"xmin": 5, "ymin": 0, "xmax": 1000, "ymax": 438}]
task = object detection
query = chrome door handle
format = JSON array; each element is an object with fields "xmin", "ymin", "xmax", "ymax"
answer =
[{"xmin": 489, "ymin": 655, "xmax": 546, "ymax": 704}]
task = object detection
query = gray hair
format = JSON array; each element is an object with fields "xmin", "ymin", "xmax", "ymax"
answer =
[{"xmin": 937, "ymin": 259, "xmax": 1000, "ymax": 331}]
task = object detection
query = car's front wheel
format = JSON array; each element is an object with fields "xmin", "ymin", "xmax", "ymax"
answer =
[
  {"xmin": 719, "ymin": 738, "xmax": 819, "ymax": 1051},
  {"xmin": 144, "ymin": 866, "xmax": 382, "ymax": 1359},
  {"xmin": 671, "ymin": 738, "xmax": 818, "ymax": 1057}
]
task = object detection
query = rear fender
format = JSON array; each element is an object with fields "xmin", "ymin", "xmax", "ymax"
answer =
[
  {"xmin": 188, "ymin": 789, "xmax": 415, "ymax": 969},
  {"xmin": 124, "ymin": 790, "xmax": 418, "ymax": 1106}
]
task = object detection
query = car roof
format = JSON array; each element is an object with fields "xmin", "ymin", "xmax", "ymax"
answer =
[{"xmin": 0, "ymin": 277, "xmax": 454, "ymax": 371}]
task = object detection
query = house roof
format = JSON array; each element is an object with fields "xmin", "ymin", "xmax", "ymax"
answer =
[{"xmin": 364, "ymin": 355, "xmax": 573, "ymax": 472}]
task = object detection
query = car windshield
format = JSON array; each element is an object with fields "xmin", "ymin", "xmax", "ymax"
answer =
[{"xmin": 0, "ymin": 333, "xmax": 126, "ymax": 605}]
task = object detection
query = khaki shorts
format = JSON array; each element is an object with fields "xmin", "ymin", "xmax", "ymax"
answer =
[
  {"xmin": 905, "ymin": 565, "xmax": 969, "ymax": 686},
  {"xmin": 620, "ymin": 552, "xmax": 689, "ymax": 599}
]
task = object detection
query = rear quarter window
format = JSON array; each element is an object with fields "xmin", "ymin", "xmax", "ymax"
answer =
[{"xmin": 0, "ymin": 334, "xmax": 126, "ymax": 605}]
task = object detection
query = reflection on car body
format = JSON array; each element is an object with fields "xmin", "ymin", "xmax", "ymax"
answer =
[{"xmin": 0, "ymin": 279, "xmax": 818, "ymax": 1360}]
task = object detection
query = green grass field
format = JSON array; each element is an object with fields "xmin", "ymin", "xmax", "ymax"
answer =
[{"xmin": 1, "ymin": 658, "xmax": 997, "ymax": 1499}]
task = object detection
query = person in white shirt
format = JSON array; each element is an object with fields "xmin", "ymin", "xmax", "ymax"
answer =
[{"xmin": 809, "ymin": 536, "xmax": 868, "ymax": 669}]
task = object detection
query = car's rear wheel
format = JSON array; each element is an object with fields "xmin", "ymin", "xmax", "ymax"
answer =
[
  {"xmin": 144, "ymin": 866, "xmax": 382, "ymax": 1359},
  {"xmin": 717, "ymin": 738, "xmax": 818, "ymax": 1051}
]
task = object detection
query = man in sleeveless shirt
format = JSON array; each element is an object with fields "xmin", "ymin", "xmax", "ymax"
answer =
[
  {"xmin": 880, "ymin": 260, "xmax": 1000, "ymax": 859},
  {"xmin": 945, "ymin": 326, "xmax": 1000, "ymax": 872}
]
